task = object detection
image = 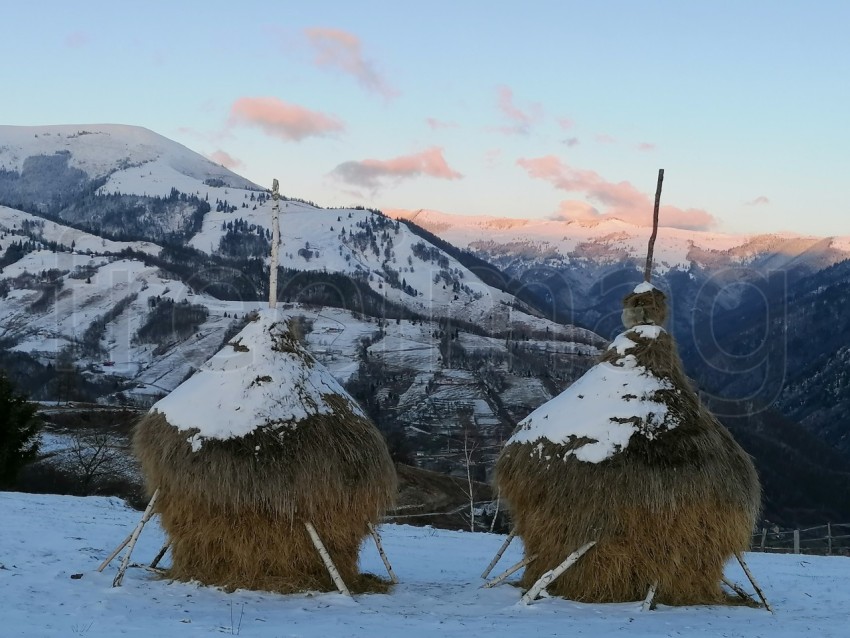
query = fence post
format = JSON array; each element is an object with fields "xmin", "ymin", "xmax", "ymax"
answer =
[
  {"xmin": 760, "ymin": 528, "xmax": 767, "ymax": 552},
  {"xmin": 793, "ymin": 529, "xmax": 800, "ymax": 554},
  {"xmin": 827, "ymin": 523, "xmax": 832, "ymax": 556}
]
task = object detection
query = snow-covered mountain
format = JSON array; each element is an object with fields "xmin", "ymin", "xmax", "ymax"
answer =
[
  {"xmin": 2, "ymin": 124, "xmax": 848, "ymax": 523},
  {"xmin": 0, "ymin": 125, "xmax": 603, "ymax": 477},
  {"xmin": 389, "ymin": 208, "xmax": 850, "ymax": 472},
  {"xmin": 0, "ymin": 123, "xmax": 259, "ymax": 199},
  {"xmin": 389, "ymin": 209, "xmax": 850, "ymax": 275}
]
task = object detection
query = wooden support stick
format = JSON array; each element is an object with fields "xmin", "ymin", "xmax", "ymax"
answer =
[
  {"xmin": 722, "ymin": 576, "xmax": 757, "ymax": 605},
  {"xmin": 481, "ymin": 529, "xmax": 516, "ymax": 579},
  {"xmin": 520, "ymin": 541, "xmax": 596, "ymax": 604},
  {"xmin": 489, "ymin": 492, "xmax": 501, "ymax": 534},
  {"xmin": 97, "ymin": 531, "xmax": 133, "ymax": 572},
  {"xmin": 643, "ymin": 168, "xmax": 664, "ymax": 282},
  {"xmin": 268, "ymin": 179, "xmax": 280, "ymax": 309},
  {"xmin": 149, "ymin": 541, "xmax": 170, "ymax": 569},
  {"xmin": 305, "ymin": 521, "xmax": 351, "ymax": 597},
  {"xmin": 735, "ymin": 552, "xmax": 772, "ymax": 612},
  {"xmin": 367, "ymin": 523, "xmax": 398, "ymax": 584},
  {"xmin": 482, "ymin": 554, "xmax": 536, "ymax": 589},
  {"xmin": 113, "ymin": 488, "xmax": 160, "ymax": 587},
  {"xmin": 641, "ymin": 582, "xmax": 658, "ymax": 611}
]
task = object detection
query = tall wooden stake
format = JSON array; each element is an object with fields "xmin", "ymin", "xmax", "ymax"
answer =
[
  {"xmin": 643, "ymin": 168, "xmax": 664, "ymax": 282},
  {"xmin": 268, "ymin": 179, "xmax": 281, "ymax": 309},
  {"xmin": 305, "ymin": 521, "xmax": 352, "ymax": 597},
  {"xmin": 520, "ymin": 541, "xmax": 596, "ymax": 604},
  {"xmin": 113, "ymin": 488, "xmax": 160, "ymax": 587}
]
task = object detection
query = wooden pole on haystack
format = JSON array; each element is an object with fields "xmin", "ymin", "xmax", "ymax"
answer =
[
  {"xmin": 735, "ymin": 552, "xmax": 773, "ymax": 612},
  {"xmin": 481, "ymin": 529, "xmax": 516, "ymax": 579},
  {"xmin": 722, "ymin": 576, "xmax": 758, "ymax": 605},
  {"xmin": 643, "ymin": 168, "xmax": 665, "ymax": 283},
  {"xmin": 641, "ymin": 581, "xmax": 659, "ymax": 611},
  {"xmin": 269, "ymin": 179, "xmax": 281, "ymax": 309},
  {"xmin": 520, "ymin": 541, "xmax": 597, "ymax": 604},
  {"xmin": 304, "ymin": 522, "xmax": 352, "ymax": 597},
  {"xmin": 482, "ymin": 554, "xmax": 536, "ymax": 589},
  {"xmin": 149, "ymin": 541, "xmax": 170, "ymax": 569},
  {"xmin": 112, "ymin": 488, "xmax": 160, "ymax": 587},
  {"xmin": 368, "ymin": 523, "xmax": 399, "ymax": 584}
]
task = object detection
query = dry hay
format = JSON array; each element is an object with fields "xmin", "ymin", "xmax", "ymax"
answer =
[
  {"xmin": 134, "ymin": 395, "xmax": 396, "ymax": 594},
  {"xmin": 495, "ymin": 289, "xmax": 761, "ymax": 605}
]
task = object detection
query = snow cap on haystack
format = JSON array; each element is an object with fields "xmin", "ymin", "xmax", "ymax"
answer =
[
  {"xmin": 495, "ymin": 282, "xmax": 761, "ymax": 606},
  {"xmin": 134, "ymin": 309, "xmax": 396, "ymax": 594}
]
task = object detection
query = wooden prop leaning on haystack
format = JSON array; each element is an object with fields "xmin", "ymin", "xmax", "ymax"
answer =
[
  {"xmin": 496, "ymin": 284, "xmax": 761, "ymax": 605},
  {"xmin": 130, "ymin": 313, "xmax": 397, "ymax": 594}
]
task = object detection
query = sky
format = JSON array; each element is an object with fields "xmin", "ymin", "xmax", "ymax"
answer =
[{"xmin": 1, "ymin": 0, "xmax": 848, "ymax": 236}]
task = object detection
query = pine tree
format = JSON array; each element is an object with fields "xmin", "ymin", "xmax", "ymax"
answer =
[{"xmin": 0, "ymin": 373, "xmax": 41, "ymax": 488}]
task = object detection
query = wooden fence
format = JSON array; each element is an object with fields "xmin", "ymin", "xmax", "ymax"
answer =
[{"xmin": 751, "ymin": 523, "xmax": 850, "ymax": 555}]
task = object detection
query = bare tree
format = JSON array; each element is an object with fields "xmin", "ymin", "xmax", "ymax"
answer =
[
  {"xmin": 458, "ymin": 408, "xmax": 479, "ymax": 532},
  {"xmin": 68, "ymin": 431, "xmax": 124, "ymax": 494}
]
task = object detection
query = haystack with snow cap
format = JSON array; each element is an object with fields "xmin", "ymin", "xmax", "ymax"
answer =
[
  {"xmin": 133, "ymin": 310, "xmax": 397, "ymax": 594},
  {"xmin": 494, "ymin": 280, "xmax": 761, "ymax": 605}
]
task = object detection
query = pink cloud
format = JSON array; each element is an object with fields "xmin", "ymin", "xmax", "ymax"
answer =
[
  {"xmin": 495, "ymin": 86, "xmax": 543, "ymax": 135},
  {"xmin": 330, "ymin": 147, "xmax": 462, "ymax": 191},
  {"xmin": 557, "ymin": 117, "xmax": 575, "ymax": 130},
  {"xmin": 550, "ymin": 200, "xmax": 599, "ymax": 221},
  {"xmin": 426, "ymin": 117, "xmax": 458, "ymax": 130},
  {"xmin": 208, "ymin": 150, "xmax": 243, "ymax": 170},
  {"xmin": 64, "ymin": 31, "xmax": 89, "ymax": 48},
  {"xmin": 229, "ymin": 97, "xmax": 344, "ymax": 141},
  {"xmin": 562, "ymin": 137, "xmax": 580, "ymax": 147},
  {"xmin": 517, "ymin": 156, "xmax": 715, "ymax": 230},
  {"xmin": 304, "ymin": 27, "xmax": 397, "ymax": 98},
  {"xmin": 595, "ymin": 133, "xmax": 617, "ymax": 144},
  {"xmin": 746, "ymin": 195, "xmax": 770, "ymax": 206},
  {"xmin": 637, "ymin": 142, "xmax": 656, "ymax": 152}
]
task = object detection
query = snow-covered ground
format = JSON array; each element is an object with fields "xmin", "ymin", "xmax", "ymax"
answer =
[{"xmin": 2, "ymin": 491, "xmax": 848, "ymax": 637}]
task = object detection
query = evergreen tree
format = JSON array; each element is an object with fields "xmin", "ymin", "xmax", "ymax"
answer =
[{"xmin": 0, "ymin": 373, "xmax": 41, "ymax": 488}]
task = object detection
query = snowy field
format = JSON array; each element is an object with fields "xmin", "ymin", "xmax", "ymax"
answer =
[{"xmin": 2, "ymin": 493, "xmax": 849, "ymax": 637}]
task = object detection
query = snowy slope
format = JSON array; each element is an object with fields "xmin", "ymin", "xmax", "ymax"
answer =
[
  {"xmin": 390, "ymin": 209, "xmax": 850, "ymax": 274},
  {"xmin": 0, "ymin": 204, "xmax": 161, "ymax": 256},
  {"xmin": 0, "ymin": 124, "xmax": 259, "ymax": 192},
  {"xmin": 2, "ymin": 491, "xmax": 848, "ymax": 638},
  {"xmin": 189, "ymin": 200, "xmax": 600, "ymax": 339}
]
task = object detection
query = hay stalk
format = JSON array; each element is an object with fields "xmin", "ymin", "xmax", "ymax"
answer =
[{"xmin": 520, "ymin": 541, "xmax": 596, "ymax": 604}]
